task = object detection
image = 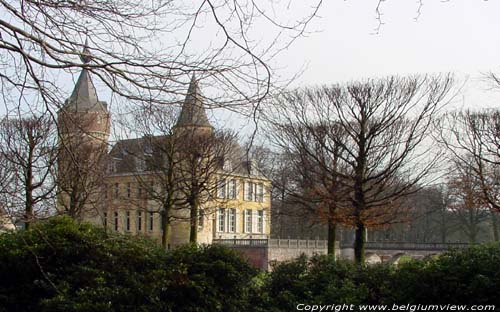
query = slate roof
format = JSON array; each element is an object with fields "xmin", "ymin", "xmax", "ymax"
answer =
[
  {"xmin": 175, "ymin": 74, "xmax": 212, "ymax": 128},
  {"xmin": 64, "ymin": 42, "xmax": 107, "ymax": 112}
]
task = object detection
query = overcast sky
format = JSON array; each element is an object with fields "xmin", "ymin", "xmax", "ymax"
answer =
[
  {"xmin": 277, "ymin": 0, "xmax": 500, "ymax": 106},
  {"xmin": 216, "ymin": 0, "xmax": 500, "ymax": 134}
]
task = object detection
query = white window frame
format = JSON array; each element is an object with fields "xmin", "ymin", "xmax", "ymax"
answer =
[
  {"xmin": 245, "ymin": 209, "xmax": 253, "ymax": 233},
  {"xmin": 217, "ymin": 179, "xmax": 226, "ymax": 198},
  {"xmin": 148, "ymin": 211, "xmax": 154, "ymax": 232},
  {"xmin": 125, "ymin": 211, "xmax": 131, "ymax": 232},
  {"xmin": 245, "ymin": 182, "xmax": 254, "ymax": 201},
  {"xmin": 137, "ymin": 211, "xmax": 142, "ymax": 232},
  {"xmin": 257, "ymin": 183, "xmax": 264, "ymax": 202},
  {"xmin": 218, "ymin": 208, "xmax": 226, "ymax": 232},
  {"xmin": 228, "ymin": 179, "xmax": 237, "ymax": 199},
  {"xmin": 114, "ymin": 211, "xmax": 119, "ymax": 231},
  {"xmin": 228, "ymin": 208, "xmax": 236, "ymax": 232},
  {"xmin": 257, "ymin": 210, "xmax": 264, "ymax": 233}
]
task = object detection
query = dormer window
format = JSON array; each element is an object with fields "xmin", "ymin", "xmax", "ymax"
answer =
[
  {"xmin": 144, "ymin": 143, "xmax": 153, "ymax": 156},
  {"xmin": 223, "ymin": 159, "xmax": 232, "ymax": 172},
  {"xmin": 135, "ymin": 157, "xmax": 146, "ymax": 172}
]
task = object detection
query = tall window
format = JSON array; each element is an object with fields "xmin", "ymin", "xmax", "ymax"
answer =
[
  {"xmin": 218, "ymin": 208, "xmax": 226, "ymax": 232},
  {"xmin": 114, "ymin": 183, "xmax": 119, "ymax": 198},
  {"xmin": 148, "ymin": 211, "xmax": 154, "ymax": 231},
  {"xmin": 229, "ymin": 208, "xmax": 236, "ymax": 232},
  {"xmin": 228, "ymin": 179, "xmax": 237, "ymax": 199},
  {"xmin": 127, "ymin": 183, "xmax": 131, "ymax": 198},
  {"xmin": 257, "ymin": 210, "xmax": 264, "ymax": 233},
  {"xmin": 125, "ymin": 211, "xmax": 131, "ymax": 232},
  {"xmin": 217, "ymin": 179, "xmax": 226, "ymax": 198},
  {"xmin": 257, "ymin": 183, "xmax": 264, "ymax": 202},
  {"xmin": 245, "ymin": 182, "xmax": 254, "ymax": 201},
  {"xmin": 114, "ymin": 212, "xmax": 119, "ymax": 231},
  {"xmin": 245, "ymin": 209, "xmax": 253, "ymax": 233},
  {"xmin": 104, "ymin": 184, "xmax": 108, "ymax": 199},
  {"xmin": 103, "ymin": 212, "xmax": 107, "ymax": 228},
  {"xmin": 137, "ymin": 211, "xmax": 142, "ymax": 232}
]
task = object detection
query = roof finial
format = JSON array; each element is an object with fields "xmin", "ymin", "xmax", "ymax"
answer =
[{"xmin": 80, "ymin": 37, "xmax": 92, "ymax": 64}]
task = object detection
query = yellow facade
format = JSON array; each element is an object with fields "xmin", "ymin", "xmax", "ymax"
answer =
[{"xmin": 90, "ymin": 171, "xmax": 271, "ymax": 248}]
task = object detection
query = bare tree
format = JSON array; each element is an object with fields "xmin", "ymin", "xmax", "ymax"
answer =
[
  {"xmin": 118, "ymin": 105, "xmax": 187, "ymax": 249},
  {"xmin": 265, "ymin": 122, "xmax": 348, "ymax": 255},
  {"xmin": 0, "ymin": 115, "xmax": 57, "ymax": 228},
  {"xmin": 438, "ymin": 109, "xmax": 500, "ymax": 240},
  {"xmin": 174, "ymin": 127, "xmax": 237, "ymax": 243},
  {"xmin": 446, "ymin": 157, "xmax": 490, "ymax": 244},
  {"xmin": 0, "ymin": 0, "xmax": 322, "ymax": 122},
  {"xmin": 266, "ymin": 74, "xmax": 455, "ymax": 263}
]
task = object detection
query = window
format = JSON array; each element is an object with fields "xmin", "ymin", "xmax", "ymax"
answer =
[
  {"xmin": 257, "ymin": 210, "xmax": 264, "ymax": 233},
  {"xmin": 114, "ymin": 212, "xmax": 119, "ymax": 231},
  {"xmin": 257, "ymin": 183, "xmax": 264, "ymax": 202},
  {"xmin": 114, "ymin": 183, "xmax": 119, "ymax": 199},
  {"xmin": 218, "ymin": 208, "xmax": 226, "ymax": 232},
  {"xmin": 217, "ymin": 179, "xmax": 226, "ymax": 198},
  {"xmin": 245, "ymin": 209, "xmax": 253, "ymax": 233},
  {"xmin": 136, "ymin": 157, "xmax": 146, "ymax": 172},
  {"xmin": 137, "ymin": 211, "xmax": 142, "ymax": 232},
  {"xmin": 138, "ymin": 186, "xmax": 142, "ymax": 199},
  {"xmin": 228, "ymin": 179, "xmax": 237, "ymax": 199},
  {"xmin": 127, "ymin": 183, "xmax": 131, "ymax": 198},
  {"xmin": 148, "ymin": 211, "xmax": 154, "ymax": 231},
  {"xmin": 104, "ymin": 184, "xmax": 108, "ymax": 199},
  {"xmin": 229, "ymin": 208, "xmax": 236, "ymax": 232},
  {"xmin": 125, "ymin": 211, "xmax": 131, "ymax": 232},
  {"xmin": 103, "ymin": 212, "xmax": 107, "ymax": 228},
  {"xmin": 245, "ymin": 182, "xmax": 254, "ymax": 201}
]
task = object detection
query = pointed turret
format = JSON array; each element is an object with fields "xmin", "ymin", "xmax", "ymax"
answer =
[
  {"xmin": 175, "ymin": 74, "xmax": 212, "ymax": 129},
  {"xmin": 64, "ymin": 40, "xmax": 107, "ymax": 112}
]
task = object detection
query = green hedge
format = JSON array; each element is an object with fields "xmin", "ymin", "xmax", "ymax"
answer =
[
  {"xmin": 0, "ymin": 217, "xmax": 498, "ymax": 312},
  {"xmin": 0, "ymin": 216, "xmax": 256, "ymax": 312},
  {"xmin": 257, "ymin": 244, "xmax": 500, "ymax": 310}
]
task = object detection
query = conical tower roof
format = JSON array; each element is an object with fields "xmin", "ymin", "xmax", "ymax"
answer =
[
  {"xmin": 64, "ymin": 41, "xmax": 107, "ymax": 112},
  {"xmin": 175, "ymin": 74, "xmax": 212, "ymax": 128}
]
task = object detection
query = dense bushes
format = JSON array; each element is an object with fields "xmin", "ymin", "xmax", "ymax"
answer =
[
  {"xmin": 257, "ymin": 244, "xmax": 500, "ymax": 310},
  {"xmin": 0, "ymin": 217, "xmax": 256, "ymax": 312},
  {"xmin": 0, "ymin": 217, "xmax": 498, "ymax": 311}
]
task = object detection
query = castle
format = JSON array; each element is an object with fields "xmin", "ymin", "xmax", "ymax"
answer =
[{"xmin": 56, "ymin": 46, "xmax": 271, "ymax": 248}]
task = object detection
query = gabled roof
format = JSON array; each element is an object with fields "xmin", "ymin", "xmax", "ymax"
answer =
[{"xmin": 175, "ymin": 74, "xmax": 212, "ymax": 128}]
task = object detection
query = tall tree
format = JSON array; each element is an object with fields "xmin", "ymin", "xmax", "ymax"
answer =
[
  {"xmin": 266, "ymin": 75, "xmax": 454, "ymax": 263},
  {"xmin": 446, "ymin": 157, "xmax": 490, "ymax": 244},
  {"xmin": 175, "ymin": 127, "xmax": 237, "ymax": 243},
  {"xmin": 438, "ymin": 109, "xmax": 500, "ymax": 240},
  {"xmin": 0, "ymin": 115, "xmax": 57, "ymax": 228}
]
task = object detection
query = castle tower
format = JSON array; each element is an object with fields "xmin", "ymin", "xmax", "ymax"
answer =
[
  {"xmin": 57, "ymin": 42, "xmax": 111, "ymax": 218},
  {"xmin": 174, "ymin": 74, "xmax": 213, "ymax": 133}
]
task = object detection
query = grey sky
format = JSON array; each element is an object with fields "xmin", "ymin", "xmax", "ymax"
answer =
[{"xmin": 275, "ymin": 0, "xmax": 500, "ymax": 107}]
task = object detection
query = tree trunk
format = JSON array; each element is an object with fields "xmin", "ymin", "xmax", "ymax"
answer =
[
  {"xmin": 354, "ymin": 222, "xmax": 366, "ymax": 264},
  {"xmin": 189, "ymin": 195, "xmax": 199, "ymax": 243},
  {"xmin": 327, "ymin": 218, "xmax": 336, "ymax": 256},
  {"xmin": 490, "ymin": 211, "xmax": 499, "ymax": 241},
  {"xmin": 161, "ymin": 210, "xmax": 171, "ymax": 249}
]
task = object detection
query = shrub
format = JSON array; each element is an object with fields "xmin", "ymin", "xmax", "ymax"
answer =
[{"xmin": 0, "ymin": 216, "xmax": 257, "ymax": 312}]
